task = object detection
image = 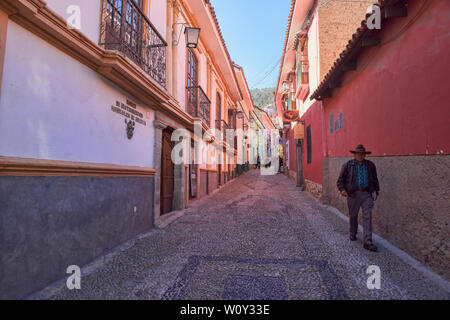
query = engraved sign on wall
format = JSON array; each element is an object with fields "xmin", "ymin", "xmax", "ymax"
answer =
[{"xmin": 111, "ymin": 100, "xmax": 147, "ymax": 126}]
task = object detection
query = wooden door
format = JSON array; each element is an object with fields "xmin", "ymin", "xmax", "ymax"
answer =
[
  {"xmin": 189, "ymin": 164, "xmax": 197, "ymax": 199},
  {"xmin": 296, "ymin": 139, "xmax": 305, "ymax": 189},
  {"xmin": 189, "ymin": 142, "xmax": 198, "ymax": 199},
  {"xmin": 161, "ymin": 130, "xmax": 174, "ymax": 215}
]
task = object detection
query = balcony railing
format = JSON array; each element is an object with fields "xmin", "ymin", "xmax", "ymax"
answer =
[
  {"xmin": 215, "ymin": 119, "xmax": 229, "ymax": 143},
  {"xmin": 99, "ymin": 0, "xmax": 167, "ymax": 87},
  {"xmin": 186, "ymin": 86, "xmax": 211, "ymax": 126}
]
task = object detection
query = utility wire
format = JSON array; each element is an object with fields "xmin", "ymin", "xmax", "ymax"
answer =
[
  {"xmin": 247, "ymin": 54, "xmax": 282, "ymax": 80},
  {"xmin": 250, "ymin": 57, "xmax": 281, "ymax": 89}
]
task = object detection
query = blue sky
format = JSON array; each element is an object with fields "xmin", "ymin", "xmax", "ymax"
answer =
[{"xmin": 210, "ymin": 0, "xmax": 292, "ymax": 89}]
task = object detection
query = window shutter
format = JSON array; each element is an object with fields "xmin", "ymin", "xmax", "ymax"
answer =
[{"xmin": 330, "ymin": 115, "xmax": 334, "ymax": 134}]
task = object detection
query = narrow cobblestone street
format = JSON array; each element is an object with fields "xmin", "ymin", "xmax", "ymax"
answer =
[{"xmin": 34, "ymin": 170, "xmax": 449, "ymax": 300}]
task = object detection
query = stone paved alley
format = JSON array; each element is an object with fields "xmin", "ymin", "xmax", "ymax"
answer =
[{"xmin": 32, "ymin": 170, "xmax": 449, "ymax": 300}]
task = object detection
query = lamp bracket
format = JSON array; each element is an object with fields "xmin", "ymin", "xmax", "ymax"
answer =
[{"xmin": 172, "ymin": 22, "xmax": 191, "ymax": 46}]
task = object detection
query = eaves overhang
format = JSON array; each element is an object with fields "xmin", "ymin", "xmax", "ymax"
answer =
[
  {"xmin": 311, "ymin": 0, "xmax": 408, "ymax": 101},
  {"xmin": 275, "ymin": 0, "xmax": 316, "ymax": 101},
  {"xmin": 188, "ymin": 0, "xmax": 243, "ymax": 102}
]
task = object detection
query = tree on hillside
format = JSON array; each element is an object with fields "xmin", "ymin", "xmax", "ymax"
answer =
[{"xmin": 250, "ymin": 88, "xmax": 275, "ymax": 108}]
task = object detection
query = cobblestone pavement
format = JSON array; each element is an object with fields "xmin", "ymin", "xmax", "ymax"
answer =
[{"xmin": 33, "ymin": 170, "xmax": 449, "ymax": 300}]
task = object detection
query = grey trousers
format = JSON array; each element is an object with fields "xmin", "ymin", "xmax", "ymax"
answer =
[{"xmin": 347, "ymin": 191, "xmax": 374, "ymax": 244}]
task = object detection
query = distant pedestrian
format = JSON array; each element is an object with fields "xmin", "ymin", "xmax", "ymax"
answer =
[
  {"xmin": 256, "ymin": 155, "xmax": 261, "ymax": 169},
  {"xmin": 337, "ymin": 144, "xmax": 380, "ymax": 252}
]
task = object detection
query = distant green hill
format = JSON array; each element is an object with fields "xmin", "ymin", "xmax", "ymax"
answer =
[{"xmin": 250, "ymin": 88, "xmax": 275, "ymax": 108}]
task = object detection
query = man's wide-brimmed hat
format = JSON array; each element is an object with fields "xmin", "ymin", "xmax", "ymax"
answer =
[{"xmin": 350, "ymin": 144, "xmax": 372, "ymax": 154}]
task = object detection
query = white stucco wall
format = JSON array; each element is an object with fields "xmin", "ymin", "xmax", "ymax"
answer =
[
  {"xmin": 175, "ymin": 16, "xmax": 187, "ymax": 110},
  {"xmin": 0, "ymin": 22, "xmax": 155, "ymax": 168},
  {"xmin": 45, "ymin": 0, "xmax": 101, "ymax": 44},
  {"xmin": 304, "ymin": 13, "xmax": 320, "ymax": 111},
  {"xmin": 198, "ymin": 54, "xmax": 207, "ymax": 90},
  {"xmin": 210, "ymin": 81, "xmax": 216, "ymax": 125},
  {"xmin": 150, "ymin": 0, "xmax": 167, "ymax": 41}
]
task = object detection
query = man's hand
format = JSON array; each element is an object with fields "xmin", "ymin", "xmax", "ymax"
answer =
[{"xmin": 340, "ymin": 190, "xmax": 348, "ymax": 197}]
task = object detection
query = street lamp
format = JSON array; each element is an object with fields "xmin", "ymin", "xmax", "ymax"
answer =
[{"xmin": 173, "ymin": 23, "xmax": 201, "ymax": 48}]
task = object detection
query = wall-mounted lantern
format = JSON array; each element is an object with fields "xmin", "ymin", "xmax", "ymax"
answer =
[
  {"xmin": 173, "ymin": 23, "xmax": 201, "ymax": 48},
  {"xmin": 236, "ymin": 111, "xmax": 244, "ymax": 119},
  {"xmin": 185, "ymin": 27, "xmax": 201, "ymax": 48}
]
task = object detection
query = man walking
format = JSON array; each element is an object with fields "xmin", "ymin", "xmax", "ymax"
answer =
[{"xmin": 337, "ymin": 144, "xmax": 380, "ymax": 252}]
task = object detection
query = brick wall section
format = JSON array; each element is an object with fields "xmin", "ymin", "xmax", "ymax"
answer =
[{"xmin": 318, "ymin": 0, "xmax": 373, "ymax": 80}]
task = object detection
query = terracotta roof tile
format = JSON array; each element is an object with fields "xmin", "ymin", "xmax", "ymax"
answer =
[{"xmin": 311, "ymin": 0, "xmax": 397, "ymax": 100}]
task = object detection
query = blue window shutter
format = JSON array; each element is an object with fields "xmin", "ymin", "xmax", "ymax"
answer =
[
  {"xmin": 330, "ymin": 115, "xmax": 334, "ymax": 134},
  {"xmin": 339, "ymin": 113, "xmax": 343, "ymax": 129}
]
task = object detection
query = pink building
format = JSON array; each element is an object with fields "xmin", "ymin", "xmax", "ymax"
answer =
[{"xmin": 275, "ymin": 0, "xmax": 372, "ymax": 193}]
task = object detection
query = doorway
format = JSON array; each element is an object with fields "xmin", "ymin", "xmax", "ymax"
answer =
[
  {"xmin": 189, "ymin": 140, "xmax": 198, "ymax": 199},
  {"xmin": 296, "ymin": 139, "xmax": 305, "ymax": 189},
  {"xmin": 161, "ymin": 128, "xmax": 174, "ymax": 215}
]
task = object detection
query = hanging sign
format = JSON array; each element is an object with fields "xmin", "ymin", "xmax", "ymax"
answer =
[
  {"xmin": 282, "ymin": 110, "xmax": 300, "ymax": 122},
  {"xmin": 294, "ymin": 123, "xmax": 304, "ymax": 139}
]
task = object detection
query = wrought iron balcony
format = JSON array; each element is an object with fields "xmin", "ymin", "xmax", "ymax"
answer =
[
  {"xmin": 99, "ymin": 0, "xmax": 167, "ymax": 87},
  {"xmin": 186, "ymin": 86, "xmax": 211, "ymax": 126},
  {"xmin": 215, "ymin": 119, "xmax": 229, "ymax": 143}
]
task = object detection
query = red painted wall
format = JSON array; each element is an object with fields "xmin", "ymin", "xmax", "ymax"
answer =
[
  {"xmin": 323, "ymin": 0, "xmax": 450, "ymax": 157},
  {"xmin": 286, "ymin": 128, "xmax": 297, "ymax": 172},
  {"xmin": 301, "ymin": 101, "xmax": 324, "ymax": 184}
]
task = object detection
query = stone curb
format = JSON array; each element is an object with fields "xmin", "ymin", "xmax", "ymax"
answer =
[{"xmin": 304, "ymin": 191, "xmax": 450, "ymax": 294}]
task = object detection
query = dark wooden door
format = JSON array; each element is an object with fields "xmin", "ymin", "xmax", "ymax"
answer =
[
  {"xmin": 296, "ymin": 139, "xmax": 304, "ymax": 189},
  {"xmin": 189, "ymin": 142, "xmax": 198, "ymax": 199},
  {"xmin": 161, "ymin": 130, "xmax": 174, "ymax": 215}
]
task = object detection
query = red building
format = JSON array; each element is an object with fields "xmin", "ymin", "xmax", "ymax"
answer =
[
  {"xmin": 293, "ymin": 0, "xmax": 449, "ymax": 279},
  {"xmin": 275, "ymin": 0, "xmax": 372, "ymax": 195}
]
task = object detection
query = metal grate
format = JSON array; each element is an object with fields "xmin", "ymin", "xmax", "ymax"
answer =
[
  {"xmin": 186, "ymin": 86, "xmax": 211, "ymax": 126},
  {"xmin": 99, "ymin": 0, "xmax": 167, "ymax": 87}
]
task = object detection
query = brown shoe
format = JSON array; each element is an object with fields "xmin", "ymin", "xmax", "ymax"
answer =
[
  {"xmin": 364, "ymin": 243, "xmax": 378, "ymax": 252},
  {"xmin": 350, "ymin": 235, "xmax": 357, "ymax": 241}
]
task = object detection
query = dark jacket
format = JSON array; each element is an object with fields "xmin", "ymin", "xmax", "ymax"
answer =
[{"xmin": 337, "ymin": 159, "xmax": 380, "ymax": 194}]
